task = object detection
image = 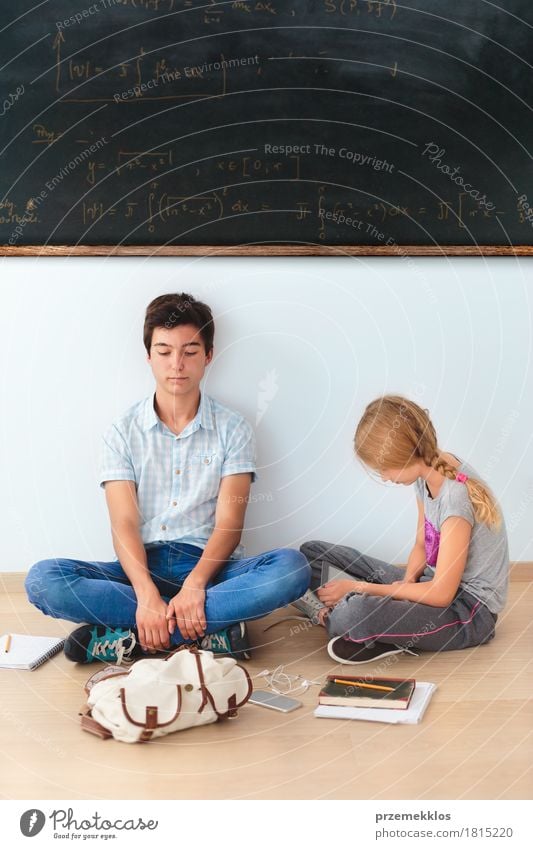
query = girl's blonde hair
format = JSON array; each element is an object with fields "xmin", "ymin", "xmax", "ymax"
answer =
[{"xmin": 354, "ymin": 395, "xmax": 501, "ymax": 529}]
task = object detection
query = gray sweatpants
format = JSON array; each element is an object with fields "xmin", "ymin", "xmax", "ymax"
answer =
[{"xmin": 300, "ymin": 540, "xmax": 498, "ymax": 652}]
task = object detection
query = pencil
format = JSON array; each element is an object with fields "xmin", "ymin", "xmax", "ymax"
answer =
[
  {"xmin": 332, "ymin": 678, "xmax": 395, "ymax": 692},
  {"xmin": 4, "ymin": 635, "xmax": 11, "ymax": 653}
]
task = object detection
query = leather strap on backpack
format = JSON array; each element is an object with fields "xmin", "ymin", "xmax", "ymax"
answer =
[
  {"xmin": 190, "ymin": 646, "xmax": 253, "ymax": 719},
  {"xmin": 81, "ymin": 715, "xmax": 113, "ymax": 739},
  {"xmin": 84, "ymin": 665, "xmax": 129, "ymax": 695},
  {"xmin": 119, "ymin": 686, "xmax": 182, "ymax": 743},
  {"xmin": 227, "ymin": 694, "xmax": 238, "ymax": 718},
  {"xmin": 79, "ymin": 704, "xmax": 113, "ymax": 739},
  {"xmin": 138, "ymin": 706, "xmax": 158, "ymax": 743}
]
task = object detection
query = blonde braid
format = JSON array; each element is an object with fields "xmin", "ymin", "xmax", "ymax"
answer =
[
  {"xmin": 431, "ymin": 455, "xmax": 460, "ymax": 483},
  {"xmin": 417, "ymin": 424, "xmax": 440, "ymax": 472},
  {"xmin": 430, "ymin": 454, "xmax": 501, "ymax": 530}
]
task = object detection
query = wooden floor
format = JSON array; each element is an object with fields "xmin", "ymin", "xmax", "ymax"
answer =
[{"xmin": 1, "ymin": 569, "xmax": 532, "ymax": 801}]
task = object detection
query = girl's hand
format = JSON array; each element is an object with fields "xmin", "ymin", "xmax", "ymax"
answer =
[
  {"xmin": 317, "ymin": 607, "xmax": 330, "ymax": 627},
  {"xmin": 317, "ymin": 579, "xmax": 365, "ymax": 607}
]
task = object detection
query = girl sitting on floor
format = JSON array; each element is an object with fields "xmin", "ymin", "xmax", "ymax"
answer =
[{"xmin": 299, "ymin": 395, "xmax": 510, "ymax": 665}]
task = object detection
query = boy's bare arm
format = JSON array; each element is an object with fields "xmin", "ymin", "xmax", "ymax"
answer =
[
  {"xmin": 104, "ymin": 480, "xmax": 169, "ymax": 651},
  {"xmin": 104, "ymin": 480, "xmax": 154, "ymax": 594},
  {"xmin": 166, "ymin": 473, "xmax": 252, "ymax": 641}
]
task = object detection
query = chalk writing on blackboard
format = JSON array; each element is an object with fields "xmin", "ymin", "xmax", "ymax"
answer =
[{"xmin": 1, "ymin": 0, "xmax": 531, "ymax": 251}]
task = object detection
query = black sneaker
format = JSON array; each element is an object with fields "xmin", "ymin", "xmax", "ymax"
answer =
[
  {"xmin": 64, "ymin": 624, "xmax": 143, "ymax": 665},
  {"xmin": 327, "ymin": 637, "xmax": 418, "ymax": 665},
  {"xmin": 200, "ymin": 621, "xmax": 252, "ymax": 661}
]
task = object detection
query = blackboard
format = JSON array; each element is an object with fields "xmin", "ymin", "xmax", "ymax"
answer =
[{"xmin": 1, "ymin": 0, "xmax": 532, "ymax": 255}]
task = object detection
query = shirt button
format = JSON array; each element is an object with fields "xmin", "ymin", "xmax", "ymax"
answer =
[
  {"xmin": 161, "ymin": 524, "xmax": 167, "ymax": 531},
  {"xmin": 172, "ymin": 501, "xmax": 177, "ymax": 507},
  {"xmin": 204, "ymin": 458, "xmax": 210, "ymax": 464},
  {"xmin": 175, "ymin": 469, "xmax": 181, "ymax": 475}
]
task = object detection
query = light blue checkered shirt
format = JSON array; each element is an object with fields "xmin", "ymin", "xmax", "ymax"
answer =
[{"xmin": 99, "ymin": 393, "xmax": 256, "ymax": 557}]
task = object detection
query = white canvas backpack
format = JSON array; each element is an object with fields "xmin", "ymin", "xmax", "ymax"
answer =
[{"xmin": 79, "ymin": 645, "xmax": 253, "ymax": 743}]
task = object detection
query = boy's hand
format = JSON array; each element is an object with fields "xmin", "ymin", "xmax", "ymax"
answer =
[
  {"xmin": 135, "ymin": 588, "xmax": 171, "ymax": 652},
  {"xmin": 166, "ymin": 580, "xmax": 207, "ymax": 641}
]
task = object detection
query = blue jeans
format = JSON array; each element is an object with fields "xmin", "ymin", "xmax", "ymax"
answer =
[{"xmin": 25, "ymin": 542, "xmax": 311, "ymax": 646}]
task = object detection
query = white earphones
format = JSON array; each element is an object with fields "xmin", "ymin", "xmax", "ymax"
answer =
[{"xmin": 257, "ymin": 665, "xmax": 322, "ymax": 696}]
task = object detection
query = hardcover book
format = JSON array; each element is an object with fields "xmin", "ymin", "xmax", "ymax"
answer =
[{"xmin": 318, "ymin": 675, "xmax": 416, "ymax": 710}]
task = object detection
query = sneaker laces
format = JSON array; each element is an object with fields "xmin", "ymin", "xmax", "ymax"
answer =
[
  {"xmin": 290, "ymin": 588, "xmax": 327, "ymax": 625},
  {"xmin": 93, "ymin": 631, "xmax": 138, "ymax": 666},
  {"xmin": 201, "ymin": 631, "xmax": 228, "ymax": 652},
  {"xmin": 299, "ymin": 589, "xmax": 324, "ymax": 612}
]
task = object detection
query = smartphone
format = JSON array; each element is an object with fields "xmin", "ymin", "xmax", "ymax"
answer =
[{"xmin": 249, "ymin": 689, "xmax": 302, "ymax": 713}]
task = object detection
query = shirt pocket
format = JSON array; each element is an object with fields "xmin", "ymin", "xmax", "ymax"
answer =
[
  {"xmin": 190, "ymin": 451, "xmax": 218, "ymax": 468},
  {"xmin": 188, "ymin": 451, "xmax": 221, "ymax": 499}
]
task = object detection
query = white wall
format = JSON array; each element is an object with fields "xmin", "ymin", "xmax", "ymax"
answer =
[{"xmin": 1, "ymin": 256, "xmax": 531, "ymax": 571}]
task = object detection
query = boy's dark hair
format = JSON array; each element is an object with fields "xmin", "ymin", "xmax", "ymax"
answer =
[{"xmin": 143, "ymin": 293, "xmax": 215, "ymax": 355}]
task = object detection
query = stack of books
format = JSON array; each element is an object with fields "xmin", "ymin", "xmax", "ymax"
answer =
[{"xmin": 314, "ymin": 674, "xmax": 436, "ymax": 724}]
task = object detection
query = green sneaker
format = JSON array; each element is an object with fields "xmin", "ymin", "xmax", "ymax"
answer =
[
  {"xmin": 200, "ymin": 621, "xmax": 251, "ymax": 661},
  {"xmin": 64, "ymin": 624, "xmax": 143, "ymax": 665}
]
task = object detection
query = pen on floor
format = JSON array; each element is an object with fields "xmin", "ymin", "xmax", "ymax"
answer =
[
  {"xmin": 4, "ymin": 635, "xmax": 11, "ymax": 653},
  {"xmin": 332, "ymin": 678, "xmax": 395, "ymax": 692}
]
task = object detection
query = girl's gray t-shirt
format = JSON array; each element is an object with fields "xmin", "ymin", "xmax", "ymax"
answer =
[{"xmin": 414, "ymin": 459, "xmax": 509, "ymax": 614}]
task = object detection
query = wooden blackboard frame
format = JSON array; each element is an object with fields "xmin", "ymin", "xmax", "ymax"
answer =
[{"xmin": 1, "ymin": 245, "xmax": 532, "ymax": 256}]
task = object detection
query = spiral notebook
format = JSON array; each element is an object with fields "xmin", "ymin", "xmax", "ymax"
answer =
[{"xmin": 0, "ymin": 633, "xmax": 65, "ymax": 670}]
